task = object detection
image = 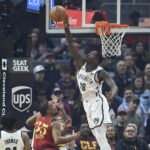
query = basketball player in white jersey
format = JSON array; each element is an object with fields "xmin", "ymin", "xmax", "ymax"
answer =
[
  {"xmin": 63, "ymin": 15, "xmax": 118, "ymax": 150},
  {"xmin": 0, "ymin": 112, "xmax": 31, "ymax": 150}
]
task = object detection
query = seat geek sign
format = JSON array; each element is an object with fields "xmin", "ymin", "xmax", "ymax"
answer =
[
  {"xmin": 12, "ymin": 60, "xmax": 29, "ymax": 72},
  {"xmin": 1, "ymin": 58, "xmax": 33, "ymax": 115}
]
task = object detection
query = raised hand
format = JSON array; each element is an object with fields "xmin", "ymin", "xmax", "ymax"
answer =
[{"xmin": 51, "ymin": 95, "xmax": 58, "ymax": 104}]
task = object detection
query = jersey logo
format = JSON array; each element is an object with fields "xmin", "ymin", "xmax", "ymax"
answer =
[
  {"xmin": 93, "ymin": 118, "xmax": 99, "ymax": 125},
  {"xmin": 35, "ymin": 121, "xmax": 49, "ymax": 139}
]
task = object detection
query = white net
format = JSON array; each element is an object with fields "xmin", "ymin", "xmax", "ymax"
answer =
[{"xmin": 97, "ymin": 27, "xmax": 129, "ymax": 57}]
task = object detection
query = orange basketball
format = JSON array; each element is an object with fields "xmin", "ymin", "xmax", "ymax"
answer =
[{"xmin": 50, "ymin": 5, "xmax": 66, "ymax": 22}]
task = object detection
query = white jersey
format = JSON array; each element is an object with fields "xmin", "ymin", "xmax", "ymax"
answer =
[
  {"xmin": 77, "ymin": 63, "xmax": 104, "ymax": 101},
  {"xmin": 0, "ymin": 130, "xmax": 24, "ymax": 150},
  {"xmin": 77, "ymin": 63, "xmax": 111, "ymax": 128}
]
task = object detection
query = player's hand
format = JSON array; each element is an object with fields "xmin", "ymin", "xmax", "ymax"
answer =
[
  {"xmin": 63, "ymin": 14, "xmax": 69, "ymax": 28},
  {"xmin": 72, "ymin": 130, "xmax": 80, "ymax": 139},
  {"xmin": 105, "ymin": 91, "xmax": 113, "ymax": 102},
  {"xmin": 51, "ymin": 95, "xmax": 58, "ymax": 104}
]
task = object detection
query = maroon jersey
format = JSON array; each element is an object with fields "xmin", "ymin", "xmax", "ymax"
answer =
[{"xmin": 33, "ymin": 114, "xmax": 57, "ymax": 150}]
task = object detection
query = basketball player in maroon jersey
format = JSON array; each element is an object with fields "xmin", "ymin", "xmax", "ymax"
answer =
[{"xmin": 26, "ymin": 96, "xmax": 79, "ymax": 150}]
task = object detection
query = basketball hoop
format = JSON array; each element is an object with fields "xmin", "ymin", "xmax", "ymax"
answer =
[{"xmin": 95, "ymin": 21, "xmax": 129, "ymax": 57}]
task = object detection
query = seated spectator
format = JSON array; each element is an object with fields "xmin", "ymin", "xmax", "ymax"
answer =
[
  {"xmin": 123, "ymin": 53, "xmax": 140, "ymax": 79},
  {"xmin": 115, "ymin": 123, "xmax": 148, "ymax": 150},
  {"xmin": 36, "ymin": 40, "xmax": 49, "ymax": 61},
  {"xmin": 76, "ymin": 122, "xmax": 99, "ymax": 150},
  {"xmin": 32, "ymin": 65, "xmax": 51, "ymax": 110},
  {"xmin": 41, "ymin": 50, "xmax": 61, "ymax": 95},
  {"xmin": 56, "ymin": 65, "xmax": 78, "ymax": 100},
  {"xmin": 130, "ymin": 74, "xmax": 150, "ymax": 126},
  {"xmin": 56, "ymin": 66, "xmax": 82, "ymax": 128},
  {"xmin": 144, "ymin": 63, "xmax": 150, "ymax": 90},
  {"xmin": 115, "ymin": 109, "xmax": 128, "ymax": 139},
  {"xmin": 30, "ymin": 32, "xmax": 39, "ymax": 59},
  {"xmin": 117, "ymin": 88, "xmax": 134, "ymax": 112},
  {"xmin": 131, "ymin": 41, "xmax": 150, "ymax": 71},
  {"xmin": 106, "ymin": 125, "xmax": 117, "ymax": 150},
  {"xmin": 127, "ymin": 95, "xmax": 145, "ymax": 139},
  {"xmin": 53, "ymin": 39, "xmax": 70, "ymax": 60},
  {"xmin": 113, "ymin": 60, "xmax": 132, "ymax": 98},
  {"xmin": 52, "ymin": 87, "xmax": 72, "ymax": 117}
]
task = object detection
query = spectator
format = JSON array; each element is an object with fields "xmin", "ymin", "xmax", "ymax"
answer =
[
  {"xmin": 129, "ymin": 11, "xmax": 141, "ymax": 26},
  {"xmin": 0, "ymin": 112, "xmax": 31, "ymax": 150},
  {"xmin": 56, "ymin": 65, "xmax": 78, "ymax": 100},
  {"xmin": 41, "ymin": 50, "xmax": 61, "ymax": 95},
  {"xmin": 117, "ymin": 88, "xmax": 134, "ymax": 112},
  {"xmin": 91, "ymin": 10, "xmax": 108, "ymax": 23},
  {"xmin": 76, "ymin": 122, "xmax": 99, "ymax": 150},
  {"xmin": 30, "ymin": 32, "xmax": 39, "ymax": 59},
  {"xmin": 123, "ymin": 53, "xmax": 140, "ymax": 79},
  {"xmin": 32, "ymin": 65, "xmax": 51, "ymax": 110},
  {"xmin": 52, "ymin": 87, "xmax": 72, "ymax": 117},
  {"xmin": 109, "ymin": 102, "xmax": 117, "ymax": 126},
  {"xmin": 115, "ymin": 109, "xmax": 128, "ymax": 139},
  {"xmin": 36, "ymin": 40, "xmax": 49, "ymax": 61},
  {"xmin": 53, "ymin": 39, "xmax": 70, "ymax": 60},
  {"xmin": 144, "ymin": 63, "xmax": 150, "ymax": 90},
  {"xmin": 106, "ymin": 125, "xmax": 117, "ymax": 150},
  {"xmin": 56, "ymin": 66, "xmax": 82, "ymax": 128},
  {"xmin": 127, "ymin": 95, "xmax": 145, "ymax": 139},
  {"xmin": 130, "ymin": 74, "xmax": 150, "ymax": 126},
  {"xmin": 131, "ymin": 41, "xmax": 150, "ymax": 71},
  {"xmin": 115, "ymin": 123, "xmax": 148, "ymax": 150},
  {"xmin": 113, "ymin": 60, "xmax": 132, "ymax": 98}
]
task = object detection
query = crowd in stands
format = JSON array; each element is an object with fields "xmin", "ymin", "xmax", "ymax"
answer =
[
  {"xmin": 0, "ymin": 1, "xmax": 150, "ymax": 149},
  {"xmin": 23, "ymin": 26, "xmax": 150, "ymax": 149}
]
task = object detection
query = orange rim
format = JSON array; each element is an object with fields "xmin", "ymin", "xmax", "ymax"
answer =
[{"xmin": 95, "ymin": 21, "xmax": 129, "ymax": 35}]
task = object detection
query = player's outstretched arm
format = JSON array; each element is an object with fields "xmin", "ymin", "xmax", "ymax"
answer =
[
  {"xmin": 97, "ymin": 70, "xmax": 118, "ymax": 100},
  {"xmin": 63, "ymin": 15, "xmax": 83, "ymax": 70},
  {"xmin": 52, "ymin": 121, "xmax": 79, "ymax": 144}
]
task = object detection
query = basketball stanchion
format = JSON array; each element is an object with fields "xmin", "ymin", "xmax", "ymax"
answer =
[{"xmin": 95, "ymin": 21, "xmax": 129, "ymax": 57}]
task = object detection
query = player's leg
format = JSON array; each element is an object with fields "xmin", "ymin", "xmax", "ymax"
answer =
[
  {"xmin": 91, "ymin": 123, "xmax": 111, "ymax": 150},
  {"xmin": 89, "ymin": 98, "xmax": 111, "ymax": 150}
]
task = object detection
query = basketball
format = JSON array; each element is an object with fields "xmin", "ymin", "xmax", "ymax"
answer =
[{"xmin": 50, "ymin": 5, "xmax": 66, "ymax": 22}]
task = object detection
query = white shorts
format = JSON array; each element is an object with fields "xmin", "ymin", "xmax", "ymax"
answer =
[{"xmin": 83, "ymin": 95, "xmax": 111, "ymax": 129}]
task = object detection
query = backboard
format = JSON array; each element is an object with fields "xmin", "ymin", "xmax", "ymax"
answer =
[{"xmin": 46, "ymin": 0, "xmax": 150, "ymax": 37}]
